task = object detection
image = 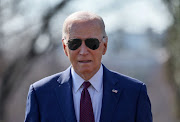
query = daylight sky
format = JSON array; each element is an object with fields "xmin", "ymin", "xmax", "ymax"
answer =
[
  {"xmin": 69, "ymin": 0, "xmax": 173, "ymax": 34},
  {"xmin": 2, "ymin": 0, "xmax": 173, "ymax": 35}
]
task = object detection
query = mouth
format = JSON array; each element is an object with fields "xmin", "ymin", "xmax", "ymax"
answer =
[{"xmin": 78, "ymin": 60, "xmax": 92, "ymax": 63}]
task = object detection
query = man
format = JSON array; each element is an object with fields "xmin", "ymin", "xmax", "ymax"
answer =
[{"xmin": 25, "ymin": 11, "xmax": 152, "ymax": 122}]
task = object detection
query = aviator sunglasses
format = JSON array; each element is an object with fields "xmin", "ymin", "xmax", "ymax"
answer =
[{"xmin": 67, "ymin": 37, "xmax": 105, "ymax": 50}]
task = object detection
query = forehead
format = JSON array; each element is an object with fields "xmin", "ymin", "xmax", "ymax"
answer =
[{"xmin": 68, "ymin": 20, "xmax": 103, "ymax": 39}]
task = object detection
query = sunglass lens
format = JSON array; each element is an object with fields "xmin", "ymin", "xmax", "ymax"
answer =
[
  {"xmin": 68, "ymin": 39, "xmax": 82, "ymax": 50},
  {"xmin": 85, "ymin": 38, "xmax": 100, "ymax": 50}
]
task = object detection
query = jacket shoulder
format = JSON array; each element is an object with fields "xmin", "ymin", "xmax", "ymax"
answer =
[
  {"xmin": 106, "ymin": 68, "xmax": 146, "ymax": 90},
  {"xmin": 31, "ymin": 66, "xmax": 71, "ymax": 91},
  {"xmin": 109, "ymin": 70, "xmax": 148, "ymax": 96},
  {"xmin": 32, "ymin": 72, "xmax": 62, "ymax": 90}
]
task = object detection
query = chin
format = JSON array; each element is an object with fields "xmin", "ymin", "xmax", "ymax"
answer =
[{"xmin": 79, "ymin": 68, "xmax": 92, "ymax": 74}]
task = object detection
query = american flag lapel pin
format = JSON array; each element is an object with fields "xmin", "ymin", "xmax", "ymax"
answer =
[{"xmin": 112, "ymin": 89, "xmax": 118, "ymax": 93}]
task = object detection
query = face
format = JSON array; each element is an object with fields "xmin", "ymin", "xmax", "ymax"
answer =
[{"xmin": 62, "ymin": 20, "xmax": 108, "ymax": 80}]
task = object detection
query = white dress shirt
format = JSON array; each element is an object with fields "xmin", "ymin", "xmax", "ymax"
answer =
[{"xmin": 71, "ymin": 64, "xmax": 103, "ymax": 122}]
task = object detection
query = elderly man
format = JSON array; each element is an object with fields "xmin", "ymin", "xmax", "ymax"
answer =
[{"xmin": 25, "ymin": 11, "xmax": 152, "ymax": 122}]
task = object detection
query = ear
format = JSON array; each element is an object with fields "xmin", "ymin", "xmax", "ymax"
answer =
[
  {"xmin": 62, "ymin": 39, "xmax": 68, "ymax": 56},
  {"xmin": 102, "ymin": 36, "xmax": 108, "ymax": 55}
]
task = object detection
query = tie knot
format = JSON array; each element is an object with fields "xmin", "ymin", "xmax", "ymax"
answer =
[{"xmin": 83, "ymin": 81, "xmax": 91, "ymax": 89}]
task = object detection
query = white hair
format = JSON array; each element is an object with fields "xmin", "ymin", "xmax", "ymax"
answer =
[{"xmin": 62, "ymin": 11, "xmax": 107, "ymax": 41}]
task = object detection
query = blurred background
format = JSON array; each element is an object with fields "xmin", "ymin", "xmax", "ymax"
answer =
[{"xmin": 0, "ymin": 0, "xmax": 180, "ymax": 121}]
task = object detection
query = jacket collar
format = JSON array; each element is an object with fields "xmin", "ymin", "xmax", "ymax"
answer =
[
  {"xmin": 55, "ymin": 65, "xmax": 124, "ymax": 122},
  {"xmin": 54, "ymin": 66, "xmax": 77, "ymax": 122},
  {"xmin": 100, "ymin": 64, "xmax": 124, "ymax": 122}
]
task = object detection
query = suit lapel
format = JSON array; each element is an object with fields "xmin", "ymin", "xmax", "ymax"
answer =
[
  {"xmin": 100, "ymin": 65, "xmax": 124, "ymax": 122},
  {"xmin": 54, "ymin": 67, "xmax": 77, "ymax": 122},
  {"xmin": 53, "ymin": 65, "xmax": 124, "ymax": 122}
]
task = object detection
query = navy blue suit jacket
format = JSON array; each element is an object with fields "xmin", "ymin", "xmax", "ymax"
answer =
[{"xmin": 25, "ymin": 65, "xmax": 152, "ymax": 122}]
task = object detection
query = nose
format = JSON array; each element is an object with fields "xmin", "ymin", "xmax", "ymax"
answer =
[{"xmin": 79, "ymin": 41, "xmax": 89, "ymax": 55}]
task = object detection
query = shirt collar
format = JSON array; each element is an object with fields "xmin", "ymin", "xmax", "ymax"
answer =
[{"xmin": 71, "ymin": 64, "xmax": 103, "ymax": 93}]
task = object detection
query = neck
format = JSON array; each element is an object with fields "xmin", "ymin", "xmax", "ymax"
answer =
[{"xmin": 79, "ymin": 73, "xmax": 95, "ymax": 81}]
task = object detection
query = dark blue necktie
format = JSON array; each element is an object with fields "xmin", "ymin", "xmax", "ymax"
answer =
[{"xmin": 80, "ymin": 81, "xmax": 95, "ymax": 122}]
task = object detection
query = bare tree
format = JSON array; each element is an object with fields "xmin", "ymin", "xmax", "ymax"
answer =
[
  {"xmin": 163, "ymin": 0, "xmax": 180, "ymax": 118},
  {"xmin": 0, "ymin": 0, "xmax": 70, "ymax": 120}
]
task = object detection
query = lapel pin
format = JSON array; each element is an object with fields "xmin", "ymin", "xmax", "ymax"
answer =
[{"xmin": 112, "ymin": 89, "xmax": 118, "ymax": 93}]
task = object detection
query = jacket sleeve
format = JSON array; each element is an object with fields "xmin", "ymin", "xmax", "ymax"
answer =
[
  {"xmin": 24, "ymin": 85, "xmax": 40, "ymax": 122},
  {"xmin": 136, "ymin": 84, "xmax": 153, "ymax": 122}
]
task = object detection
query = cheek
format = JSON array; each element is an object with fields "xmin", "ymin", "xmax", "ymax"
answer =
[
  {"xmin": 68, "ymin": 51, "xmax": 77, "ymax": 62},
  {"xmin": 93, "ymin": 52, "xmax": 103, "ymax": 62},
  {"xmin": 98, "ymin": 47, "xmax": 105, "ymax": 56}
]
